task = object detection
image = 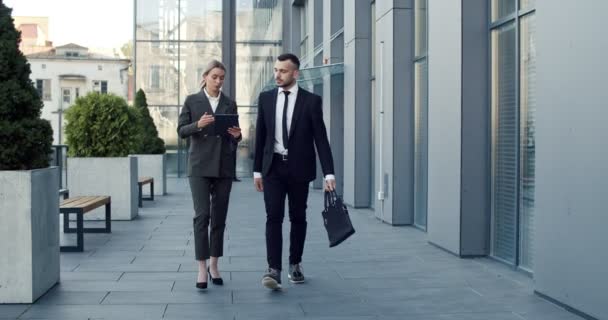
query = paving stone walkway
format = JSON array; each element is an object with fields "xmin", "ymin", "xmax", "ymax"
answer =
[{"xmin": 0, "ymin": 178, "xmax": 583, "ymax": 320}]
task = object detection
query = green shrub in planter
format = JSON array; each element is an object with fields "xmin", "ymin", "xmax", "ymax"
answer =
[
  {"xmin": 134, "ymin": 89, "xmax": 165, "ymax": 154},
  {"xmin": 0, "ymin": 3, "xmax": 53, "ymax": 170},
  {"xmin": 64, "ymin": 92, "xmax": 143, "ymax": 157}
]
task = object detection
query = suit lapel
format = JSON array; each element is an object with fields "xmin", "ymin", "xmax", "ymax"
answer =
[
  {"xmin": 215, "ymin": 93, "xmax": 231, "ymax": 115},
  {"xmin": 198, "ymin": 91, "xmax": 214, "ymax": 115},
  {"xmin": 289, "ymin": 87, "xmax": 305, "ymax": 139},
  {"xmin": 268, "ymin": 88, "xmax": 279, "ymax": 139}
]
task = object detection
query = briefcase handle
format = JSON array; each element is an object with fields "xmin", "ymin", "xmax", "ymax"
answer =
[{"xmin": 324, "ymin": 190, "xmax": 339, "ymax": 209}]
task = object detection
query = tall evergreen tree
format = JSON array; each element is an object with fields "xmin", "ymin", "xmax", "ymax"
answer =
[
  {"xmin": 0, "ymin": 2, "xmax": 53, "ymax": 170},
  {"xmin": 134, "ymin": 89, "xmax": 165, "ymax": 154}
]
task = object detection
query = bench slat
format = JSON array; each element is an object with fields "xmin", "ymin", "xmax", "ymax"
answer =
[
  {"xmin": 60, "ymin": 196, "xmax": 88, "ymax": 206},
  {"xmin": 138, "ymin": 176, "xmax": 153, "ymax": 184},
  {"xmin": 80, "ymin": 196, "xmax": 110, "ymax": 213},
  {"xmin": 61, "ymin": 196, "xmax": 99, "ymax": 208},
  {"xmin": 61, "ymin": 196, "xmax": 97, "ymax": 208},
  {"xmin": 61, "ymin": 196, "xmax": 110, "ymax": 213}
]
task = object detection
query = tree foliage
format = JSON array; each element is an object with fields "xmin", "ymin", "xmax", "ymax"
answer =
[
  {"xmin": 133, "ymin": 89, "xmax": 165, "ymax": 154},
  {"xmin": 64, "ymin": 92, "xmax": 143, "ymax": 157},
  {"xmin": 0, "ymin": 2, "xmax": 53, "ymax": 170}
]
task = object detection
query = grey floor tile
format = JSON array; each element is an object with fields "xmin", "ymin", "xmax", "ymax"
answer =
[
  {"xmin": 90, "ymin": 250, "xmax": 185, "ymax": 257},
  {"xmin": 299, "ymin": 301, "xmax": 379, "ymax": 317},
  {"xmin": 231, "ymin": 303, "xmax": 306, "ymax": 318},
  {"xmin": 120, "ymin": 272, "xmax": 197, "ymax": 281},
  {"xmin": 357, "ymin": 287, "xmax": 480, "ymax": 304},
  {"xmin": 35, "ymin": 290, "xmax": 107, "ymax": 305},
  {"xmin": 101, "ymin": 291, "xmax": 231, "ymax": 305},
  {"xmin": 350, "ymin": 275, "xmax": 469, "ymax": 290},
  {"xmin": 287, "ymin": 317, "xmax": 377, "ymax": 320},
  {"xmin": 178, "ymin": 262, "xmax": 264, "ymax": 272},
  {"xmin": 516, "ymin": 308, "xmax": 586, "ymax": 320},
  {"xmin": 60, "ymin": 271, "xmax": 123, "ymax": 281},
  {"xmin": 0, "ymin": 304, "xmax": 30, "ymax": 319},
  {"xmin": 74, "ymin": 262, "xmax": 179, "ymax": 272},
  {"xmin": 171, "ymin": 280, "xmax": 233, "ymax": 293},
  {"xmin": 52, "ymin": 280, "xmax": 174, "ymax": 292},
  {"xmin": 378, "ymin": 312, "xmax": 523, "ymax": 320},
  {"xmin": 19, "ymin": 305, "xmax": 165, "ymax": 319},
  {"xmin": 162, "ymin": 303, "xmax": 235, "ymax": 319},
  {"xmin": 372, "ymin": 294, "xmax": 511, "ymax": 316},
  {"xmin": 62, "ymin": 256, "xmax": 134, "ymax": 265},
  {"xmin": 232, "ymin": 287, "xmax": 362, "ymax": 304}
]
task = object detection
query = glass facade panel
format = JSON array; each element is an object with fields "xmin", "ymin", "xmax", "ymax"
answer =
[
  {"xmin": 236, "ymin": 0, "xmax": 282, "ymax": 42},
  {"xmin": 519, "ymin": 13, "xmax": 536, "ymax": 271},
  {"xmin": 136, "ymin": 0, "xmax": 223, "ymax": 176},
  {"xmin": 490, "ymin": 1, "xmax": 536, "ymax": 270},
  {"xmin": 370, "ymin": 1, "xmax": 376, "ymax": 208},
  {"xmin": 235, "ymin": 44, "xmax": 281, "ymax": 107},
  {"xmin": 491, "ymin": 0, "xmax": 516, "ymax": 21},
  {"xmin": 300, "ymin": 1, "xmax": 308, "ymax": 59},
  {"xmin": 519, "ymin": 0, "xmax": 536, "ymax": 11},
  {"xmin": 414, "ymin": 0, "xmax": 427, "ymax": 57},
  {"xmin": 370, "ymin": 79, "xmax": 376, "ymax": 209},
  {"xmin": 135, "ymin": 42, "xmax": 180, "ymax": 106},
  {"xmin": 371, "ymin": 2, "xmax": 376, "ymax": 77},
  {"xmin": 414, "ymin": 0, "xmax": 428, "ymax": 229},
  {"xmin": 179, "ymin": 0, "xmax": 222, "ymax": 41},
  {"xmin": 136, "ymin": 0, "xmax": 179, "ymax": 41},
  {"xmin": 235, "ymin": 0, "xmax": 282, "ymax": 177},
  {"xmin": 178, "ymin": 41, "xmax": 222, "ymax": 105},
  {"xmin": 491, "ymin": 22, "xmax": 517, "ymax": 264},
  {"xmin": 414, "ymin": 60, "xmax": 428, "ymax": 229}
]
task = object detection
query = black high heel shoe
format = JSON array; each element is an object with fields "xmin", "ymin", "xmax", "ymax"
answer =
[
  {"xmin": 208, "ymin": 267, "xmax": 224, "ymax": 285},
  {"xmin": 196, "ymin": 271, "xmax": 208, "ymax": 289}
]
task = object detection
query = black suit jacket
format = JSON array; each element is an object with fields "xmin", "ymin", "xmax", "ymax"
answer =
[
  {"xmin": 253, "ymin": 87, "xmax": 334, "ymax": 182},
  {"xmin": 178, "ymin": 90, "xmax": 241, "ymax": 178}
]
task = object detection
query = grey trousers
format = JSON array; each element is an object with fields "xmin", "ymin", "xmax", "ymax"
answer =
[{"xmin": 188, "ymin": 177, "xmax": 233, "ymax": 260}]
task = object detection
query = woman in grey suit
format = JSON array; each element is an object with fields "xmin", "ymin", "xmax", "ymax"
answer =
[{"xmin": 177, "ymin": 60, "xmax": 241, "ymax": 290}]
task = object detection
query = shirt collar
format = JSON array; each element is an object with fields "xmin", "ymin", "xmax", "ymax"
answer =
[
  {"xmin": 203, "ymin": 87, "xmax": 220, "ymax": 100},
  {"xmin": 278, "ymin": 82, "xmax": 298, "ymax": 96}
]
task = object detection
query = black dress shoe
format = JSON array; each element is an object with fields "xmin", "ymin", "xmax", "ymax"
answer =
[
  {"xmin": 208, "ymin": 267, "xmax": 224, "ymax": 285},
  {"xmin": 196, "ymin": 281, "xmax": 207, "ymax": 289}
]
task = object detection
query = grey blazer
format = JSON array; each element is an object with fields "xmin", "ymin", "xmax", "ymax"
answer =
[{"xmin": 177, "ymin": 90, "xmax": 241, "ymax": 178}]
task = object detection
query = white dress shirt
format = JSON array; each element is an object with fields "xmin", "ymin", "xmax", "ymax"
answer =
[
  {"xmin": 274, "ymin": 83, "xmax": 298, "ymax": 155},
  {"xmin": 204, "ymin": 87, "xmax": 220, "ymax": 113},
  {"xmin": 253, "ymin": 83, "xmax": 335, "ymax": 181}
]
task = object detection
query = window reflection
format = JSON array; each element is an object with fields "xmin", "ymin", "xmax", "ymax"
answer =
[
  {"xmin": 491, "ymin": 0, "xmax": 516, "ymax": 21},
  {"xmin": 235, "ymin": 0, "xmax": 283, "ymax": 176}
]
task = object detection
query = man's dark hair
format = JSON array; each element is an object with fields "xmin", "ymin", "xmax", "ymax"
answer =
[{"xmin": 277, "ymin": 53, "xmax": 300, "ymax": 70}]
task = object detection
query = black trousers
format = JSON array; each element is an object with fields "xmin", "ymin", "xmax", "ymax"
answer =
[
  {"xmin": 263, "ymin": 154, "xmax": 310, "ymax": 270},
  {"xmin": 188, "ymin": 176, "xmax": 233, "ymax": 260}
]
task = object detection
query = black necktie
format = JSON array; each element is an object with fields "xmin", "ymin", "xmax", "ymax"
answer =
[{"xmin": 282, "ymin": 91, "xmax": 291, "ymax": 150}]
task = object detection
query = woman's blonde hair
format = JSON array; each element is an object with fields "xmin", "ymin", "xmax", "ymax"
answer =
[{"xmin": 200, "ymin": 59, "xmax": 226, "ymax": 88}]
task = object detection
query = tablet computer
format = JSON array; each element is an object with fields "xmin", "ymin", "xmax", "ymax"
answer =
[{"xmin": 214, "ymin": 114, "xmax": 239, "ymax": 135}]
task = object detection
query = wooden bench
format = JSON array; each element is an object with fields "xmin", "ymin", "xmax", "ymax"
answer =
[
  {"xmin": 60, "ymin": 196, "xmax": 111, "ymax": 252},
  {"xmin": 138, "ymin": 177, "xmax": 154, "ymax": 208}
]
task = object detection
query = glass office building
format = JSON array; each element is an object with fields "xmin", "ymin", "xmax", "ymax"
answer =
[{"xmin": 134, "ymin": 2, "xmax": 606, "ymax": 317}]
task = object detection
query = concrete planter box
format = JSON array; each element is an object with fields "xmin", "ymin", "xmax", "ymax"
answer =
[
  {"xmin": 68, "ymin": 157, "xmax": 138, "ymax": 220},
  {"xmin": 131, "ymin": 154, "xmax": 167, "ymax": 196},
  {"xmin": 0, "ymin": 167, "xmax": 60, "ymax": 303}
]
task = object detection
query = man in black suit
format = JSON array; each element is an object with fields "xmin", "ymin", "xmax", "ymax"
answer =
[{"xmin": 253, "ymin": 53, "xmax": 336, "ymax": 290}]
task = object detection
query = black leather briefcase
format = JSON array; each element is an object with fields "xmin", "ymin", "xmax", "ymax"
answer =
[{"xmin": 322, "ymin": 191, "xmax": 355, "ymax": 247}]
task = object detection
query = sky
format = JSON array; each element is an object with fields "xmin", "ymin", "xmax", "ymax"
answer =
[{"xmin": 5, "ymin": 0, "xmax": 133, "ymax": 49}]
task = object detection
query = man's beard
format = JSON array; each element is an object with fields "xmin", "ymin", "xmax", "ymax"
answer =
[{"xmin": 277, "ymin": 78, "xmax": 295, "ymax": 88}]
